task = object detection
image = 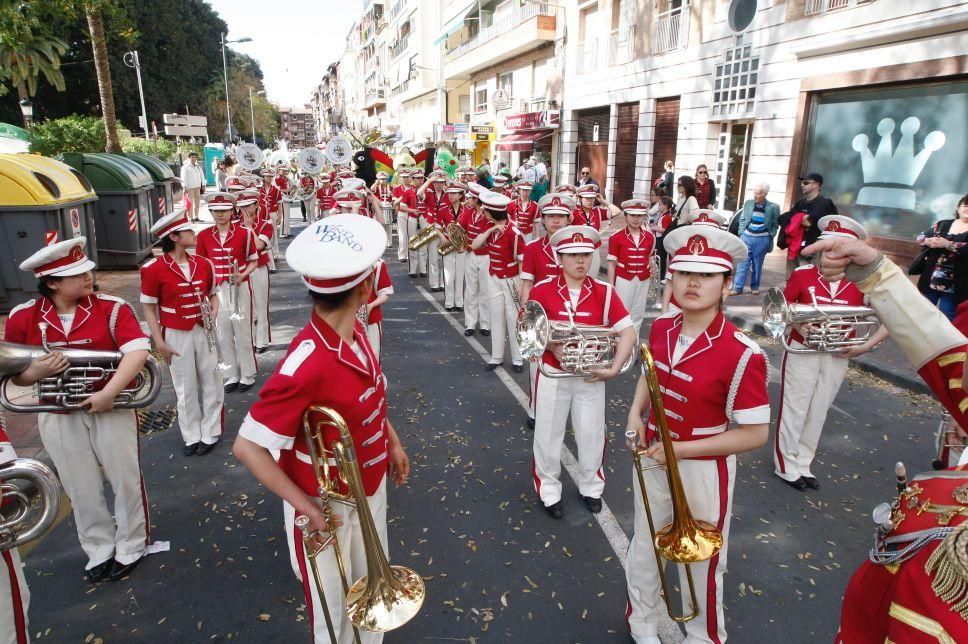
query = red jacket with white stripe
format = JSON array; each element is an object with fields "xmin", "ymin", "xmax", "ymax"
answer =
[
  {"xmin": 485, "ymin": 224, "xmax": 524, "ymax": 278},
  {"xmin": 195, "ymin": 223, "xmax": 258, "ymax": 285},
  {"xmin": 572, "ymin": 206, "xmax": 610, "ymax": 230},
  {"xmin": 607, "ymin": 227, "xmax": 657, "ymax": 281},
  {"xmin": 508, "ymin": 199, "xmax": 538, "ymax": 236},
  {"xmin": 367, "ymin": 260, "xmax": 394, "ymax": 325},
  {"xmin": 520, "ymin": 236, "xmax": 561, "ymax": 284},
  {"xmin": 238, "ymin": 312, "xmax": 389, "ymax": 496},
  {"xmin": 140, "ymin": 253, "xmax": 217, "ymax": 331},
  {"xmin": 458, "ymin": 207, "xmax": 489, "ymax": 256},
  {"xmin": 783, "ymin": 265, "xmax": 866, "ymax": 346}
]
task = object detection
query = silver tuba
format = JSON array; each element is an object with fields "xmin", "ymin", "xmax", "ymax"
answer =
[
  {"xmin": 762, "ymin": 286, "xmax": 880, "ymax": 354},
  {"xmin": 0, "ymin": 324, "xmax": 162, "ymax": 413},
  {"xmin": 1, "ymin": 457, "xmax": 62, "ymax": 551},
  {"xmin": 516, "ymin": 300, "xmax": 635, "ymax": 378}
]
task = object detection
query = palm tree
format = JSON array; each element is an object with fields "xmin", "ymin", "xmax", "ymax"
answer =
[
  {"xmin": 85, "ymin": 6, "xmax": 121, "ymax": 152},
  {"xmin": 0, "ymin": 9, "xmax": 67, "ymax": 125}
]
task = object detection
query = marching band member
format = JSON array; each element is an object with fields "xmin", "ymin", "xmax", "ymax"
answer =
[
  {"xmin": 141, "ymin": 209, "xmax": 224, "ymax": 456},
  {"xmin": 659, "ymin": 210, "xmax": 725, "ymax": 316},
  {"xmin": 298, "ymin": 175, "xmax": 317, "ymax": 223},
  {"xmin": 1, "ymin": 425, "xmax": 31, "ymax": 643},
  {"xmin": 196, "ymin": 193, "xmax": 259, "ymax": 393},
  {"xmin": 625, "ymin": 224, "xmax": 770, "ymax": 644},
  {"xmin": 492, "ymin": 174, "xmax": 512, "ymax": 198},
  {"xmin": 774, "ymin": 216, "xmax": 889, "ymax": 491},
  {"xmin": 416, "ymin": 171, "xmax": 448, "ymax": 292},
  {"xmin": 408, "ymin": 168, "xmax": 429, "ymax": 279},
  {"xmin": 458, "ymin": 183, "xmax": 491, "ymax": 337},
  {"xmin": 365, "ymin": 258, "xmax": 394, "ymax": 362},
  {"xmin": 233, "ymin": 214, "xmax": 411, "ymax": 644},
  {"xmin": 470, "ymin": 191, "xmax": 524, "ymax": 372},
  {"xmin": 260, "ymin": 168, "xmax": 282, "ymax": 269},
  {"xmin": 333, "ymin": 188, "xmax": 366, "ymax": 215},
  {"xmin": 314, "ymin": 174, "xmax": 337, "ymax": 221},
  {"xmin": 273, "ymin": 165, "xmax": 292, "ymax": 239},
  {"xmin": 573, "ymin": 184, "xmax": 621, "ymax": 277},
  {"xmin": 439, "ymin": 181, "xmax": 467, "ymax": 312},
  {"xmin": 459, "ymin": 166, "xmax": 478, "ymax": 185},
  {"xmin": 607, "ymin": 200, "xmax": 657, "ymax": 336},
  {"xmin": 5, "ymin": 238, "xmax": 151, "ymax": 583},
  {"xmin": 509, "ymin": 180, "xmax": 539, "ymax": 243},
  {"xmin": 392, "ymin": 169, "xmax": 415, "ymax": 263},
  {"xmin": 528, "ymin": 225, "xmax": 636, "ymax": 518},
  {"xmin": 238, "ymin": 188, "xmax": 274, "ymax": 354},
  {"xmin": 372, "ymin": 172, "xmax": 394, "ymax": 247}
]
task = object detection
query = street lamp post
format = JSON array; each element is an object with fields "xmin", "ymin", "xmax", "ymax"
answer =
[
  {"xmin": 220, "ymin": 33, "xmax": 253, "ymax": 144},
  {"xmin": 18, "ymin": 99, "xmax": 33, "ymax": 129},
  {"xmin": 122, "ymin": 51, "xmax": 150, "ymax": 140},
  {"xmin": 249, "ymin": 87, "xmax": 265, "ymax": 145}
]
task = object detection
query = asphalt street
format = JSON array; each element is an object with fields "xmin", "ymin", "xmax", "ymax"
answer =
[{"xmin": 22, "ymin": 217, "xmax": 943, "ymax": 643}]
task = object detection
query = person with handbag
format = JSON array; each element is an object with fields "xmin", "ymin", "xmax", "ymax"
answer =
[{"xmin": 912, "ymin": 193, "xmax": 968, "ymax": 320}]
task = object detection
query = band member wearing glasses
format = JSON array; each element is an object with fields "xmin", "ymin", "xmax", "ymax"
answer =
[
  {"xmin": 528, "ymin": 226, "xmax": 636, "ymax": 519},
  {"xmin": 5, "ymin": 238, "xmax": 151, "ymax": 583},
  {"xmin": 234, "ymin": 214, "xmax": 410, "ymax": 644},
  {"xmin": 625, "ymin": 224, "xmax": 769, "ymax": 644}
]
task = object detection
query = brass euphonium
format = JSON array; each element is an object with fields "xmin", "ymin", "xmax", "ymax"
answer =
[
  {"xmin": 626, "ymin": 343, "xmax": 724, "ymax": 623},
  {"xmin": 0, "ymin": 323, "xmax": 162, "ymax": 413},
  {"xmin": 762, "ymin": 286, "xmax": 880, "ymax": 353},
  {"xmin": 437, "ymin": 223, "xmax": 469, "ymax": 256},
  {"xmin": 407, "ymin": 224, "xmax": 441, "ymax": 251},
  {"xmin": 294, "ymin": 405, "xmax": 424, "ymax": 641},
  {"xmin": 1, "ymin": 457, "xmax": 62, "ymax": 552}
]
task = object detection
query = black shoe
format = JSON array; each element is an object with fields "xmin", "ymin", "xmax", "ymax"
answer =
[
  {"xmin": 582, "ymin": 495, "xmax": 603, "ymax": 513},
  {"xmin": 108, "ymin": 557, "xmax": 141, "ymax": 581},
  {"xmin": 409, "ymin": 273, "xmax": 417, "ymax": 278},
  {"xmin": 238, "ymin": 382, "xmax": 254, "ymax": 393},
  {"xmin": 445, "ymin": 306, "xmax": 454, "ymax": 312},
  {"xmin": 85, "ymin": 560, "xmax": 113, "ymax": 584},
  {"xmin": 512, "ymin": 364, "xmax": 524, "ymax": 373},
  {"xmin": 399, "ymin": 258, "xmax": 407, "ymax": 263},
  {"xmin": 224, "ymin": 382, "xmax": 239, "ymax": 393},
  {"xmin": 183, "ymin": 443, "xmax": 199, "ymax": 457},
  {"xmin": 420, "ymin": 273, "xmax": 427, "ymax": 277},
  {"xmin": 526, "ymin": 417, "xmax": 535, "ymax": 430},
  {"xmin": 255, "ymin": 346, "xmax": 268, "ymax": 354},
  {"xmin": 484, "ymin": 362, "xmax": 503, "ymax": 372},
  {"xmin": 196, "ymin": 441, "xmax": 218, "ymax": 456},
  {"xmin": 464, "ymin": 329, "xmax": 475, "ymax": 337},
  {"xmin": 480, "ymin": 329, "xmax": 491, "ymax": 337},
  {"xmin": 455, "ymin": 306, "xmax": 463, "ymax": 312},
  {"xmin": 544, "ymin": 501, "xmax": 564, "ymax": 520},
  {"xmin": 803, "ymin": 476, "xmax": 820, "ymax": 490},
  {"xmin": 269, "ymin": 269, "xmax": 277, "ymax": 274},
  {"xmin": 776, "ymin": 474, "xmax": 808, "ymax": 491}
]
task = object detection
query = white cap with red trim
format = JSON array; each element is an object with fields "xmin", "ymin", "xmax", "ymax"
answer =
[
  {"xmin": 538, "ymin": 193, "xmax": 576, "ymax": 216},
  {"xmin": 492, "ymin": 175, "xmax": 508, "ymax": 186},
  {"xmin": 818, "ymin": 215, "xmax": 868, "ymax": 240},
  {"xmin": 20, "ymin": 237, "xmax": 96, "ymax": 277},
  {"xmin": 681, "ymin": 209, "xmax": 726, "ymax": 228},
  {"xmin": 515, "ymin": 180, "xmax": 534, "ymax": 191},
  {"xmin": 225, "ymin": 176, "xmax": 246, "ymax": 192},
  {"xmin": 335, "ymin": 188, "xmax": 365, "ymax": 207},
  {"xmin": 550, "ymin": 225, "xmax": 599, "ymax": 255},
  {"xmin": 479, "ymin": 190, "xmax": 511, "ymax": 212},
  {"xmin": 236, "ymin": 188, "xmax": 260, "ymax": 208},
  {"xmin": 577, "ymin": 184, "xmax": 600, "ymax": 198},
  {"xmin": 466, "ymin": 182, "xmax": 486, "ymax": 197},
  {"xmin": 445, "ymin": 181, "xmax": 467, "ymax": 194},
  {"xmin": 341, "ymin": 178, "xmax": 367, "ymax": 192},
  {"xmin": 204, "ymin": 192, "xmax": 237, "ymax": 211},
  {"xmin": 663, "ymin": 225, "xmax": 747, "ymax": 274},
  {"xmin": 554, "ymin": 184, "xmax": 577, "ymax": 194},
  {"xmin": 286, "ymin": 214, "xmax": 387, "ymax": 294},
  {"xmin": 621, "ymin": 199, "xmax": 651, "ymax": 216},
  {"xmin": 150, "ymin": 209, "xmax": 193, "ymax": 239}
]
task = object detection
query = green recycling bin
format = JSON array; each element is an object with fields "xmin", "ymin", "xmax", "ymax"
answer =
[
  {"xmin": 123, "ymin": 152, "xmax": 177, "ymax": 222},
  {"xmin": 0, "ymin": 153, "xmax": 98, "ymax": 313},
  {"xmin": 60, "ymin": 153, "xmax": 154, "ymax": 269}
]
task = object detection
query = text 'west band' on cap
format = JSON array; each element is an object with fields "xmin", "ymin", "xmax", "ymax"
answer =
[
  {"xmin": 286, "ymin": 214, "xmax": 387, "ymax": 294},
  {"xmin": 20, "ymin": 237, "xmax": 96, "ymax": 277},
  {"xmin": 550, "ymin": 225, "xmax": 600, "ymax": 255},
  {"xmin": 151, "ymin": 209, "xmax": 193, "ymax": 239},
  {"xmin": 663, "ymin": 224, "xmax": 748, "ymax": 274}
]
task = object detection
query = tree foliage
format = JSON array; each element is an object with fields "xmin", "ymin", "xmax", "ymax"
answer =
[
  {"xmin": 0, "ymin": 4, "xmax": 68, "ymax": 100},
  {"xmin": 29, "ymin": 114, "xmax": 105, "ymax": 156},
  {"xmin": 120, "ymin": 135, "xmax": 177, "ymax": 162}
]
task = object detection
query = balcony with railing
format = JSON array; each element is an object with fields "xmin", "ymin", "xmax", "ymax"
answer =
[
  {"xmin": 652, "ymin": 5, "xmax": 690, "ymax": 54},
  {"xmin": 805, "ymin": 0, "xmax": 873, "ymax": 15},
  {"xmin": 443, "ymin": 2, "xmax": 556, "ymax": 80},
  {"xmin": 608, "ymin": 25, "xmax": 635, "ymax": 65},
  {"xmin": 577, "ymin": 39, "xmax": 598, "ymax": 74},
  {"xmin": 389, "ymin": 33, "xmax": 411, "ymax": 60}
]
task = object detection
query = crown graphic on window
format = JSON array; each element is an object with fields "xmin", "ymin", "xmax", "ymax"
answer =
[
  {"xmin": 688, "ymin": 236, "xmax": 706, "ymax": 255},
  {"xmin": 851, "ymin": 117, "xmax": 945, "ymax": 210}
]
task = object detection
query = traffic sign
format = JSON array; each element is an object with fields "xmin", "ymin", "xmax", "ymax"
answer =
[
  {"xmin": 164, "ymin": 124, "xmax": 209, "ymax": 138},
  {"xmin": 163, "ymin": 114, "xmax": 207, "ymax": 127}
]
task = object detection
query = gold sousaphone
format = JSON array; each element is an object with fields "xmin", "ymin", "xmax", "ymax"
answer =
[
  {"xmin": 437, "ymin": 223, "xmax": 469, "ymax": 256},
  {"xmin": 407, "ymin": 225, "xmax": 441, "ymax": 251}
]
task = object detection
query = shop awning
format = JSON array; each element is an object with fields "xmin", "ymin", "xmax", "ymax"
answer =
[
  {"xmin": 494, "ymin": 130, "xmax": 554, "ymax": 152},
  {"xmin": 433, "ymin": 2, "xmax": 477, "ymax": 44}
]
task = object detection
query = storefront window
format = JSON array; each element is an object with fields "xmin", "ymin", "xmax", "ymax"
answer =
[{"xmin": 803, "ymin": 81, "xmax": 967, "ymax": 239}]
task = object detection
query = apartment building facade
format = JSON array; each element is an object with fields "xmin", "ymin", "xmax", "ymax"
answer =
[
  {"xmin": 278, "ymin": 105, "xmax": 316, "ymax": 148},
  {"xmin": 386, "ymin": 0, "xmax": 444, "ymax": 146}
]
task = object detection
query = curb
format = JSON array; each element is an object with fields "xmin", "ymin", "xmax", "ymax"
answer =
[{"xmin": 724, "ymin": 310, "xmax": 930, "ymax": 395}]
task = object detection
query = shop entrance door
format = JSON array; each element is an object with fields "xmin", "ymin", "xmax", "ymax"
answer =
[
  {"xmin": 715, "ymin": 121, "xmax": 754, "ymax": 213},
  {"xmin": 577, "ymin": 143, "xmax": 608, "ymax": 187}
]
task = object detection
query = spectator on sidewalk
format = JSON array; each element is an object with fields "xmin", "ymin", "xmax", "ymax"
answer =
[
  {"xmin": 732, "ymin": 182, "xmax": 781, "ymax": 295},
  {"xmin": 180, "ymin": 152, "xmax": 206, "ymax": 222},
  {"xmin": 577, "ymin": 166, "xmax": 599, "ymax": 188},
  {"xmin": 914, "ymin": 193, "xmax": 968, "ymax": 320},
  {"xmin": 777, "ymin": 172, "xmax": 837, "ymax": 275},
  {"xmin": 661, "ymin": 160, "xmax": 675, "ymax": 193},
  {"xmin": 215, "ymin": 161, "xmax": 227, "ymax": 191},
  {"xmin": 673, "ymin": 175, "xmax": 699, "ymax": 222},
  {"xmin": 694, "ymin": 164, "xmax": 717, "ymax": 209},
  {"xmin": 516, "ymin": 158, "xmax": 537, "ymax": 184}
]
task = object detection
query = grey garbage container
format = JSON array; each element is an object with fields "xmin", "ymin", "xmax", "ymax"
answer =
[{"xmin": 123, "ymin": 152, "xmax": 177, "ymax": 223}]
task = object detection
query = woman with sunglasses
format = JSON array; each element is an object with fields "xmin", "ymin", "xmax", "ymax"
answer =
[{"xmin": 694, "ymin": 164, "xmax": 717, "ymax": 209}]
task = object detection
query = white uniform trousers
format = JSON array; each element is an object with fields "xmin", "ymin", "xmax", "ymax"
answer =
[
  {"xmin": 773, "ymin": 349, "xmax": 848, "ymax": 481},
  {"xmin": 487, "ymin": 274, "xmax": 522, "ymax": 366},
  {"xmin": 527, "ymin": 362, "xmax": 538, "ymax": 420},
  {"xmin": 531, "ymin": 373, "xmax": 606, "ymax": 505},
  {"xmin": 463, "ymin": 254, "xmax": 491, "ymax": 332},
  {"xmin": 164, "ymin": 325, "xmax": 225, "ymax": 446},
  {"xmin": 366, "ymin": 322, "xmax": 382, "ymax": 363},
  {"xmin": 271, "ymin": 210, "xmax": 282, "ymax": 260},
  {"xmin": 427, "ymin": 235, "xmax": 442, "ymax": 289},
  {"xmin": 615, "ymin": 276, "xmax": 650, "ymax": 335},
  {"xmin": 443, "ymin": 251, "xmax": 467, "ymax": 308},
  {"xmin": 250, "ymin": 265, "xmax": 271, "ymax": 349},
  {"xmin": 285, "ymin": 478, "xmax": 388, "ymax": 644},
  {"xmin": 215, "ymin": 281, "xmax": 257, "ymax": 385},
  {"xmin": 279, "ymin": 201, "xmax": 292, "ymax": 237},
  {"xmin": 396, "ymin": 211, "xmax": 409, "ymax": 262},
  {"xmin": 626, "ymin": 456, "xmax": 736, "ymax": 644},
  {"xmin": 38, "ymin": 409, "xmax": 148, "ymax": 569},
  {"xmin": 406, "ymin": 217, "xmax": 428, "ymax": 276},
  {"xmin": 0, "ymin": 549, "xmax": 28, "ymax": 644},
  {"xmin": 302, "ymin": 196, "xmax": 317, "ymax": 222},
  {"xmin": 381, "ymin": 206, "xmax": 394, "ymax": 248}
]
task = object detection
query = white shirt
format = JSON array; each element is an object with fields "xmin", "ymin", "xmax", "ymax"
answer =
[
  {"xmin": 180, "ymin": 162, "xmax": 206, "ymax": 189},
  {"xmin": 58, "ymin": 312, "xmax": 75, "ymax": 336}
]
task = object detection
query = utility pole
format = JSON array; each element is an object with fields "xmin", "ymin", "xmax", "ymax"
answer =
[{"xmin": 123, "ymin": 51, "xmax": 149, "ymax": 140}]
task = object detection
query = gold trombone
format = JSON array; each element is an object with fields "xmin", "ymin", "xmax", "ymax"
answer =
[
  {"xmin": 626, "ymin": 343, "xmax": 723, "ymax": 622},
  {"xmin": 294, "ymin": 405, "xmax": 424, "ymax": 641}
]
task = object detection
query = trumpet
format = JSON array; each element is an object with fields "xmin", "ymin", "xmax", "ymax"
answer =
[
  {"xmin": 762, "ymin": 286, "xmax": 880, "ymax": 353},
  {"xmin": 626, "ymin": 343, "xmax": 723, "ymax": 622},
  {"xmin": 407, "ymin": 224, "xmax": 441, "ymax": 251},
  {"xmin": 437, "ymin": 223, "xmax": 469, "ymax": 256},
  {"xmin": 195, "ymin": 291, "xmax": 231, "ymax": 372},
  {"xmin": 0, "ymin": 324, "xmax": 162, "ymax": 413},
  {"xmin": 228, "ymin": 260, "xmax": 245, "ymax": 321},
  {"xmin": 516, "ymin": 300, "xmax": 635, "ymax": 378},
  {"xmin": 1, "ymin": 457, "xmax": 62, "ymax": 551},
  {"xmin": 294, "ymin": 405, "xmax": 424, "ymax": 640}
]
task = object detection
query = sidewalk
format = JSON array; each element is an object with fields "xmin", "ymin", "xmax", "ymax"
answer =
[{"xmin": 722, "ymin": 248, "xmax": 928, "ymax": 394}]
